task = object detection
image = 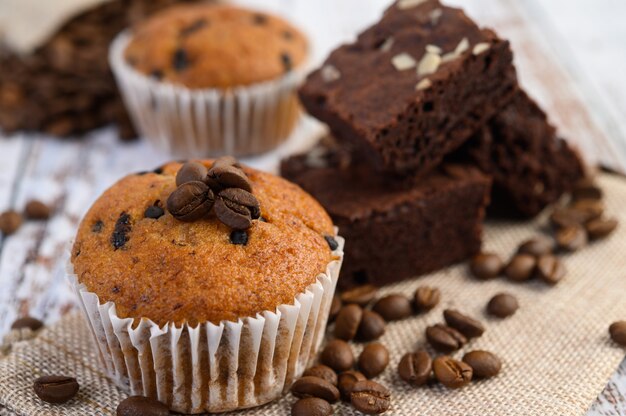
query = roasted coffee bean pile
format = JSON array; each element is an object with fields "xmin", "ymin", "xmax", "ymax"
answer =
[
  {"xmin": 167, "ymin": 158, "xmax": 261, "ymax": 234},
  {"xmin": 0, "ymin": 200, "xmax": 53, "ymax": 237},
  {"xmin": 469, "ymin": 177, "xmax": 617, "ymax": 286},
  {"xmin": 0, "ymin": 0, "xmax": 201, "ymax": 138}
]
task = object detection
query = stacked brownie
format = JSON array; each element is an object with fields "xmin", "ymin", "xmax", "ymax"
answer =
[{"xmin": 281, "ymin": 0, "xmax": 584, "ymax": 287}]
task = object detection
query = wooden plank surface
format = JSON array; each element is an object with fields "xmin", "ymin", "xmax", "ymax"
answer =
[{"xmin": 1, "ymin": 0, "xmax": 626, "ymax": 414}]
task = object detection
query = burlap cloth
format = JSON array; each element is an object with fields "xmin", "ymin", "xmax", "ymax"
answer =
[{"xmin": 1, "ymin": 172, "xmax": 626, "ymax": 415}]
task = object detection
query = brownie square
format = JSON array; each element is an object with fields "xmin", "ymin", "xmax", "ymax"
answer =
[
  {"xmin": 448, "ymin": 89, "xmax": 585, "ymax": 217},
  {"xmin": 281, "ymin": 142, "xmax": 491, "ymax": 289},
  {"xmin": 299, "ymin": 0, "xmax": 517, "ymax": 177}
]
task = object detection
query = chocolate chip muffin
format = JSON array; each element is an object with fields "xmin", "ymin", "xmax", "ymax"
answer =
[
  {"xmin": 124, "ymin": 4, "xmax": 308, "ymax": 88},
  {"xmin": 71, "ymin": 159, "xmax": 336, "ymax": 326},
  {"xmin": 69, "ymin": 158, "xmax": 343, "ymax": 413}
]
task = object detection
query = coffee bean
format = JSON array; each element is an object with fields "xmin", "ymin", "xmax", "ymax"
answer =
[
  {"xmin": 414, "ymin": 286, "xmax": 440, "ymax": 312},
  {"xmin": 334, "ymin": 304, "xmax": 362, "ymax": 341},
  {"xmin": 25, "ymin": 200, "xmax": 51, "ymax": 220},
  {"xmin": 609, "ymin": 321, "xmax": 626, "ymax": 346},
  {"xmin": 535, "ymin": 254, "xmax": 566, "ymax": 285},
  {"xmin": 550, "ymin": 207, "xmax": 589, "ymax": 229},
  {"xmin": 33, "ymin": 375, "xmax": 79, "ymax": 404},
  {"xmin": 211, "ymin": 156, "xmax": 241, "ymax": 169},
  {"xmin": 173, "ymin": 48, "xmax": 189, "ymax": 71},
  {"xmin": 572, "ymin": 177, "xmax": 602, "ymax": 201},
  {"xmin": 398, "ymin": 351, "xmax": 432, "ymax": 386},
  {"xmin": 356, "ymin": 310, "xmax": 386, "ymax": 342},
  {"xmin": 486, "ymin": 293, "xmax": 518, "ymax": 318},
  {"xmin": 291, "ymin": 376, "xmax": 340, "ymax": 403},
  {"xmin": 556, "ymin": 225, "xmax": 587, "ymax": 252},
  {"xmin": 586, "ymin": 217, "xmax": 618, "ymax": 240},
  {"xmin": 281, "ymin": 52, "xmax": 293, "ymax": 72},
  {"xmin": 571, "ymin": 199, "xmax": 604, "ymax": 221},
  {"xmin": 291, "ymin": 397, "xmax": 333, "ymax": 416},
  {"xmin": 350, "ymin": 380, "xmax": 390, "ymax": 414},
  {"xmin": 144, "ymin": 205, "xmax": 164, "ymax": 219},
  {"xmin": 504, "ymin": 254, "xmax": 537, "ymax": 282},
  {"xmin": 111, "ymin": 212, "xmax": 132, "ymax": 250},
  {"xmin": 443, "ymin": 309, "xmax": 485, "ymax": 338},
  {"xmin": 303, "ymin": 365, "xmax": 338, "ymax": 386},
  {"xmin": 426, "ymin": 324, "xmax": 467, "ymax": 352},
  {"xmin": 469, "ymin": 253, "xmax": 503, "ymax": 279},
  {"xmin": 206, "ymin": 164, "xmax": 252, "ymax": 192},
  {"xmin": 338, "ymin": 370, "xmax": 366, "ymax": 401},
  {"xmin": 167, "ymin": 181, "xmax": 214, "ymax": 222},
  {"xmin": 320, "ymin": 340, "xmax": 354, "ymax": 372},
  {"xmin": 340, "ymin": 284, "xmax": 378, "ymax": 306},
  {"xmin": 358, "ymin": 343, "xmax": 389, "ymax": 378},
  {"xmin": 116, "ymin": 396, "xmax": 169, "ymax": 416},
  {"xmin": 215, "ymin": 188, "xmax": 261, "ymax": 230},
  {"xmin": 372, "ymin": 294, "xmax": 412, "ymax": 321},
  {"xmin": 0, "ymin": 210, "xmax": 23, "ymax": 235},
  {"xmin": 11, "ymin": 316, "xmax": 44, "ymax": 331},
  {"xmin": 517, "ymin": 237, "xmax": 555, "ymax": 257},
  {"xmin": 432, "ymin": 356, "xmax": 472, "ymax": 389},
  {"xmin": 462, "ymin": 350, "xmax": 502, "ymax": 378},
  {"xmin": 230, "ymin": 230, "xmax": 248, "ymax": 245},
  {"xmin": 176, "ymin": 161, "xmax": 208, "ymax": 186},
  {"xmin": 324, "ymin": 235, "xmax": 339, "ymax": 251},
  {"xmin": 329, "ymin": 296, "xmax": 342, "ymax": 323}
]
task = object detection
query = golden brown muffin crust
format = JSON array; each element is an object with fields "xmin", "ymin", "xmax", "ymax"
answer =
[
  {"xmin": 124, "ymin": 4, "xmax": 308, "ymax": 89},
  {"xmin": 71, "ymin": 161, "xmax": 335, "ymax": 326}
]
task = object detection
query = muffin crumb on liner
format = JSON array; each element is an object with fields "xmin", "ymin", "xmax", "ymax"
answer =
[{"xmin": 67, "ymin": 233, "xmax": 343, "ymax": 414}]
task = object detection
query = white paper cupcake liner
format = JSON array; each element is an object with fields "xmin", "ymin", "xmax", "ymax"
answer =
[
  {"xmin": 67, "ymin": 234, "xmax": 343, "ymax": 414},
  {"xmin": 109, "ymin": 30, "xmax": 307, "ymax": 158}
]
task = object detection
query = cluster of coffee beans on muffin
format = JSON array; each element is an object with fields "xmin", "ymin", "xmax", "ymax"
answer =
[
  {"xmin": 469, "ymin": 176, "xmax": 617, "ymax": 285},
  {"xmin": 167, "ymin": 157, "xmax": 261, "ymax": 240},
  {"xmin": 0, "ymin": 200, "xmax": 52, "ymax": 237},
  {"xmin": 0, "ymin": 0, "xmax": 203, "ymax": 138},
  {"xmin": 289, "ymin": 284, "xmax": 508, "ymax": 414}
]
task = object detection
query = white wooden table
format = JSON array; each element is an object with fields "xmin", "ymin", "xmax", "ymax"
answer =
[{"xmin": 1, "ymin": 0, "xmax": 626, "ymax": 414}]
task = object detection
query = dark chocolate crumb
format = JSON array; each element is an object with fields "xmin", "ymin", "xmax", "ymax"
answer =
[
  {"xmin": 230, "ymin": 230, "xmax": 248, "ymax": 246},
  {"xmin": 173, "ymin": 303, "xmax": 183, "ymax": 310},
  {"xmin": 92, "ymin": 220, "xmax": 104, "ymax": 233},
  {"xmin": 111, "ymin": 212, "xmax": 132, "ymax": 250},
  {"xmin": 283, "ymin": 30, "xmax": 293, "ymax": 40},
  {"xmin": 253, "ymin": 14, "xmax": 268, "ymax": 25},
  {"xmin": 173, "ymin": 48, "xmax": 189, "ymax": 71},
  {"xmin": 74, "ymin": 249, "xmax": 81, "ymax": 257},
  {"xmin": 144, "ymin": 205, "xmax": 164, "ymax": 219},
  {"xmin": 181, "ymin": 19, "xmax": 208, "ymax": 37},
  {"xmin": 150, "ymin": 69, "xmax": 164, "ymax": 80},
  {"xmin": 281, "ymin": 53, "xmax": 292, "ymax": 72},
  {"xmin": 111, "ymin": 286, "xmax": 120, "ymax": 294},
  {"xmin": 324, "ymin": 235, "xmax": 339, "ymax": 251}
]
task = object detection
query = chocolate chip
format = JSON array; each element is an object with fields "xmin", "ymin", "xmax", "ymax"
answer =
[
  {"xmin": 252, "ymin": 13, "xmax": 268, "ymax": 25},
  {"xmin": 291, "ymin": 376, "xmax": 340, "ymax": 403},
  {"xmin": 206, "ymin": 164, "xmax": 252, "ymax": 192},
  {"xmin": 215, "ymin": 188, "xmax": 260, "ymax": 230},
  {"xmin": 556, "ymin": 225, "xmax": 587, "ymax": 252},
  {"xmin": 413, "ymin": 286, "xmax": 440, "ymax": 312},
  {"xmin": 372, "ymin": 294, "xmax": 412, "ymax": 321},
  {"xmin": 433, "ymin": 356, "xmax": 472, "ymax": 389},
  {"xmin": 586, "ymin": 217, "xmax": 618, "ymax": 240},
  {"xmin": 504, "ymin": 254, "xmax": 537, "ymax": 282},
  {"xmin": 25, "ymin": 200, "xmax": 51, "ymax": 220},
  {"xmin": 469, "ymin": 252, "xmax": 503, "ymax": 279},
  {"xmin": 116, "ymin": 396, "xmax": 169, "ymax": 416},
  {"xmin": 153, "ymin": 166, "xmax": 164, "ymax": 174},
  {"xmin": 338, "ymin": 370, "xmax": 366, "ymax": 401},
  {"xmin": 350, "ymin": 380, "xmax": 391, "ymax": 414},
  {"xmin": 462, "ymin": 350, "xmax": 502, "ymax": 378},
  {"xmin": 320, "ymin": 339, "xmax": 354, "ymax": 372},
  {"xmin": 33, "ymin": 375, "xmax": 79, "ymax": 404},
  {"xmin": 0, "ymin": 210, "xmax": 23, "ymax": 235},
  {"xmin": 426, "ymin": 324, "xmax": 467, "ymax": 352},
  {"xmin": 324, "ymin": 235, "xmax": 339, "ymax": 251},
  {"xmin": 111, "ymin": 212, "xmax": 131, "ymax": 250},
  {"xmin": 609, "ymin": 321, "xmax": 626, "ymax": 346},
  {"xmin": 340, "ymin": 284, "xmax": 377, "ymax": 306},
  {"xmin": 486, "ymin": 293, "xmax": 518, "ymax": 318},
  {"xmin": 334, "ymin": 304, "xmax": 363, "ymax": 341},
  {"xmin": 291, "ymin": 397, "xmax": 333, "ymax": 416},
  {"xmin": 91, "ymin": 220, "xmax": 104, "ymax": 233},
  {"xmin": 150, "ymin": 69, "xmax": 163, "ymax": 80},
  {"xmin": 176, "ymin": 161, "xmax": 208, "ymax": 186},
  {"xmin": 443, "ymin": 309, "xmax": 485, "ymax": 339},
  {"xmin": 358, "ymin": 343, "xmax": 389, "ymax": 378},
  {"xmin": 180, "ymin": 19, "xmax": 208, "ymax": 37},
  {"xmin": 535, "ymin": 254, "xmax": 566, "ymax": 285},
  {"xmin": 398, "ymin": 351, "xmax": 432, "ymax": 386},
  {"xmin": 144, "ymin": 205, "xmax": 164, "ymax": 219},
  {"xmin": 281, "ymin": 52, "xmax": 293, "ymax": 72},
  {"xmin": 173, "ymin": 48, "xmax": 189, "ymax": 71},
  {"xmin": 517, "ymin": 237, "xmax": 555, "ymax": 257},
  {"xmin": 11, "ymin": 316, "xmax": 44, "ymax": 331},
  {"xmin": 230, "ymin": 230, "xmax": 248, "ymax": 245},
  {"xmin": 356, "ymin": 310, "xmax": 386, "ymax": 342},
  {"xmin": 167, "ymin": 181, "xmax": 214, "ymax": 222},
  {"xmin": 303, "ymin": 365, "xmax": 338, "ymax": 386}
]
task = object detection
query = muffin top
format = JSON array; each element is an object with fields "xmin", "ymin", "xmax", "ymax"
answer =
[
  {"xmin": 124, "ymin": 4, "xmax": 308, "ymax": 89},
  {"xmin": 71, "ymin": 160, "xmax": 336, "ymax": 327}
]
